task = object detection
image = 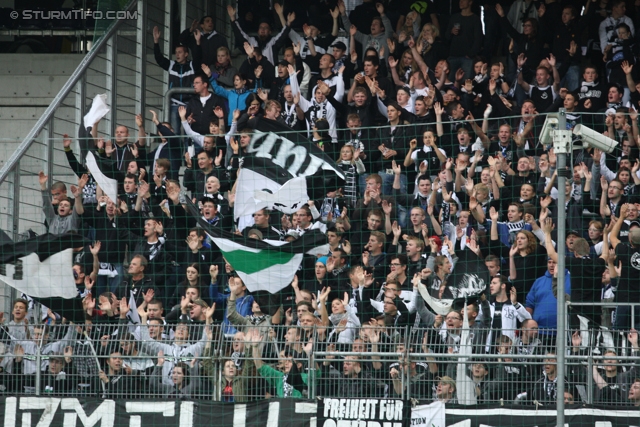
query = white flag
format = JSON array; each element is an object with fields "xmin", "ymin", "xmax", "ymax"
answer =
[{"xmin": 0, "ymin": 250, "xmax": 77, "ymax": 298}]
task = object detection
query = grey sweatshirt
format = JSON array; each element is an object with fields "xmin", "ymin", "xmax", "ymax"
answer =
[
  {"xmin": 42, "ymin": 190, "xmax": 80, "ymax": 235},
  {"xmin": 341, "ymin": 12, "xmax": 393, "ymax": 60}
]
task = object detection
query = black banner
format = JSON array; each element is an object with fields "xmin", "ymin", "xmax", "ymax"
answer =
[
  {"xmin": 444, "ymin": 405, "xmax": 640, "ymax": 426},
  {"xmin": 317, "ymin": 398, "xmax": 410, "ymax": 427},
  {"xmin": 0, "ymin": 397, "xmax": 637, "ymax": 427}
]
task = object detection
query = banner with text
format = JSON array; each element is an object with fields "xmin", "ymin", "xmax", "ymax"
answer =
[
  {"xmin": 0, "ymin": 397, "xmax": 638, "ymax": 427},
  {"xmin": 317, "ymin": 398, "xmax": 410, "ymax": 427}
]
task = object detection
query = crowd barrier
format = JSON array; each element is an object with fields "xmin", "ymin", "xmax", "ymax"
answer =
[{"xmin": 1, "ymin": 323, "xmax": 637, "ymax": 407}]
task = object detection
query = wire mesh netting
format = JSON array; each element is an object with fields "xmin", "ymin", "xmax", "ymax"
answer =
[{"xmin": 0, "ymin": 110, "xmax": 639, "ymax": 415}]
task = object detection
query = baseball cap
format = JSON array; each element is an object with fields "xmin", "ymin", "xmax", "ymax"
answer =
[
  {"xmin": 438, "ymin": 376, "xmax": 456, "ymax": 389},
  {"xmin": 247, "ymin": 229, "xmax": 263, "ymax": 240},
  {"xmin": 278, "ymin": 59, "xmax": 289, "ymax": 67}
]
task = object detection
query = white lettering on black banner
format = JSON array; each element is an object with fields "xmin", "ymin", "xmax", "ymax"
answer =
[
  {"xmin": 247, "ymin": 131, "xmax": 337, "ymax": 178},
  {"xmin": 318, "ymin": 398, "xmax": 408, "ymax": 427}
]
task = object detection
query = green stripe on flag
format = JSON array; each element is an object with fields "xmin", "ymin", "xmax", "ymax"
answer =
[{"xmin": 220, "ymin": 249, "xmax": 296, "ymax": 275}]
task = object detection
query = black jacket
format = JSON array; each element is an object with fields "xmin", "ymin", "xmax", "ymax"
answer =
[
  {"xmin": 185, "ymin": 93, "xmax": 227, "ymax": 135},
  {"xmin": 154, "ymin": 42, "xmax": 202, "ymax": 105},
  {"xmin": 79, "ymin": 207, "xmax": 129, "ymax": 265},
  {"xmin": 116, "ymin": 275, "xmax": 157, "ymax": 306},
  {"xmin": 178, "ymin": 29, "xmax": 228, "ymax": 68}
]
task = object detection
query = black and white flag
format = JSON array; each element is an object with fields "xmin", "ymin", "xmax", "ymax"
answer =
[{"xmin": 234, "ymin": 119, "xmax": 346, "ymax": 220}]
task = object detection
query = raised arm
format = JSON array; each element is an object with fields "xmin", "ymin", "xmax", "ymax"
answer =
[
  {"xmin": 71, "ymin": 174, "xmax": 88, "ymax": 216},
  {"xmin": 248, "ymin": 329, "xmax": 265, "ymax": 370},
  {"xmin": 387, "ymin": 56, "xmax": 404, "ymax": 87},
  {"xmin": 39, "ymin": 172, "xmax": 56, "ymax": 223},
  {"xmin": 287, "ymin": 64, "xmax": 311, "ymax": 111},
  {"xmin": 599, "ymin": 176, "xmax": 611, "ymax": 217},
  {"xmin": 622, "ymin": 61, "xmax": 636, "ymax": 93},
  {"xmin": 318, "ymin": 286, "xmax": 331, "ymax": 327},
  {"xmin": 135, "ymin": 113, "xmax": 147, "ymax": 147},
  {"xmin": 335, "ymin": 66, "xmax": 346, "ymax": 103},
  {"xmin": 610, "ymin": 203, "xmax": 629, "ymax": 249},
  {"xmin": 547, "ymin": 54, "xmax": 561, "ymax": 94},
  {"xmin": 541, "ymin": 218, "xmax": 559, "ymax": 263},
  {"xmin": 434, "ymin": 102, "xmax": 444, "ymax": 137},
  {"xmin": 516, "ymin": 54, "xmax": 530, "ymax": 93}
]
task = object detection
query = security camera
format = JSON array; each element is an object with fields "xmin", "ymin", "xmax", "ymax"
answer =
[
  {"xmin": 539, "ymin": 116, "xmax": 558, "ymax": 146},
  {"xmin": 572, "ymin": 125, "xmax": 618, "ymax": 153}
]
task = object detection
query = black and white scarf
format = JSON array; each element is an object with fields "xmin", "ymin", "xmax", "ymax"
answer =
[
  {"xmin": 248, "ymin": 314, "xmax": 267, "ymax": 325},
  {"xmin": 507, "ymin": 220, "xmax": 525, "ymax": 244},
  {"xmin": 307, "ymin": 100, "xmax": 327, "ymax": 128},
  {"xmin": 507, "ymin": 220, "xmax": 525, "ymax": 233},
  {"xmin": 281, "ymin": 102, "xmax": 298, "ymax": 128},
  {"xmin": 346, "ymin": 132, "xmax": 365, "ymax": 152}
]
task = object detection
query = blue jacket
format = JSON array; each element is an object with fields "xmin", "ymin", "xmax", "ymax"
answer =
[
  {"xmin": 525, "ymin": 270, "xmax": 571, "ymax": 334},
  {"xmin": 209, "ymin": 281, "xmax": 254, "ymax": 335},
  {"xmin": 210, "ymin": 78, "xmax": 257, "ymax": 125}
]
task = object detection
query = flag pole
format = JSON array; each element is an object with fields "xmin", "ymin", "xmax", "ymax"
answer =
[{"xmin": 84, "ymin": 331, "xmax": 107, "ymax": 394}]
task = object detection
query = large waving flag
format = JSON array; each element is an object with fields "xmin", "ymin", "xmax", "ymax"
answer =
[
  {"xmin": 234, "ymin": 119, "xmax": 345, "ymax": 219},
  {"xmin": 0, "ymin": 232, "xmax": 90, "ymax": 322},
  {"xmin": 186, "ymin": 199, "xmax": 328, "ymax": 294},
  {"xmin": 234, "ymin": 156, "xmax": 310, "ymax": 220},
  {"xmin": 0, "ymin": 233, "xmax": 88, "ymax": 299},
  {"xmin": 249, "ymin": 119, "xmax": 345, "ymax": 179}
]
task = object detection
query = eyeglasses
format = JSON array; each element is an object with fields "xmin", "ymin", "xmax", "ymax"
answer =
[{"xmin": 610, "ymin": 186, "xmax": 623, "ymax": 191}]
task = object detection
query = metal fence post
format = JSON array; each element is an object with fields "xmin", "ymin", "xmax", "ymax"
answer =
[
  {"xmin": 46, "ymin": 119, "xmax": 55, "ymax": 182},
  {"xmin": 587, "ymin": 352, "xmax": 593, "ymax": 404},
  {"xmin": 135, "ymin": 0, "xmax": 147, "ymax": 123},
  {"xmin": 163, "ymin": 0, "xmax": 172, "ymax": 102},
  {"xmin": 309, "ymin": 350, "xmax": 316, "ymax": 399},
  {"xmin": 555, "ymin": 108, "xmax": 568, "ymax": 427},
  {"xmin": 75, "ymin": 74, "xmax": 86, "ymax": 136},
  {"xmin": 106, "ymin": 33, "xmax": 118, "ymax": 138}
]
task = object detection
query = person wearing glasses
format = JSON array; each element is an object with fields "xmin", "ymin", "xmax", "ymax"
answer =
[
  {"xmin": 424, "ymin": 310, "xmax": 465, "ymax": 360},
  {"xmin": 384, "ymin": 255, "xmax": 410, "ymax": 290},
  {"xmin": 586, "ymin": 220, "xmax": 604, "ymax": 255},
  {"xmin": 599, "ymin": 178, "xmax": 629, "ymax": 219}
]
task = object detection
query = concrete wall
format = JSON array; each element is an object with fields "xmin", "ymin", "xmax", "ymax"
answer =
[{"xmin": 0, "ymin": 52, "xmax": 167, "ymax": 236}]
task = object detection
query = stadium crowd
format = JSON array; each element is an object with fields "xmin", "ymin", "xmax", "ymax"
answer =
[{"xmin": 2, "ymin": 0, "xmax": 640, "ymax": 407}]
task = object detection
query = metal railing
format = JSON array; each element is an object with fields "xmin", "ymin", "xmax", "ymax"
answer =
[
  {"xmin": 2, "ymin": 323, "xmax": 637, "ymax": 405},
  {"xmin": 0, "ymin": 0, "xmax": 182, "ymax": 317}
]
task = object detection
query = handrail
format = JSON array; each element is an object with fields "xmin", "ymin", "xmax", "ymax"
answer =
[
  {"xmin": 163, "ymin": 87, "xmax": 197, "ymax": 122},
  {"xmin": 0, "ymin": 0, "xmax": 137, "ymax": 185}
]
